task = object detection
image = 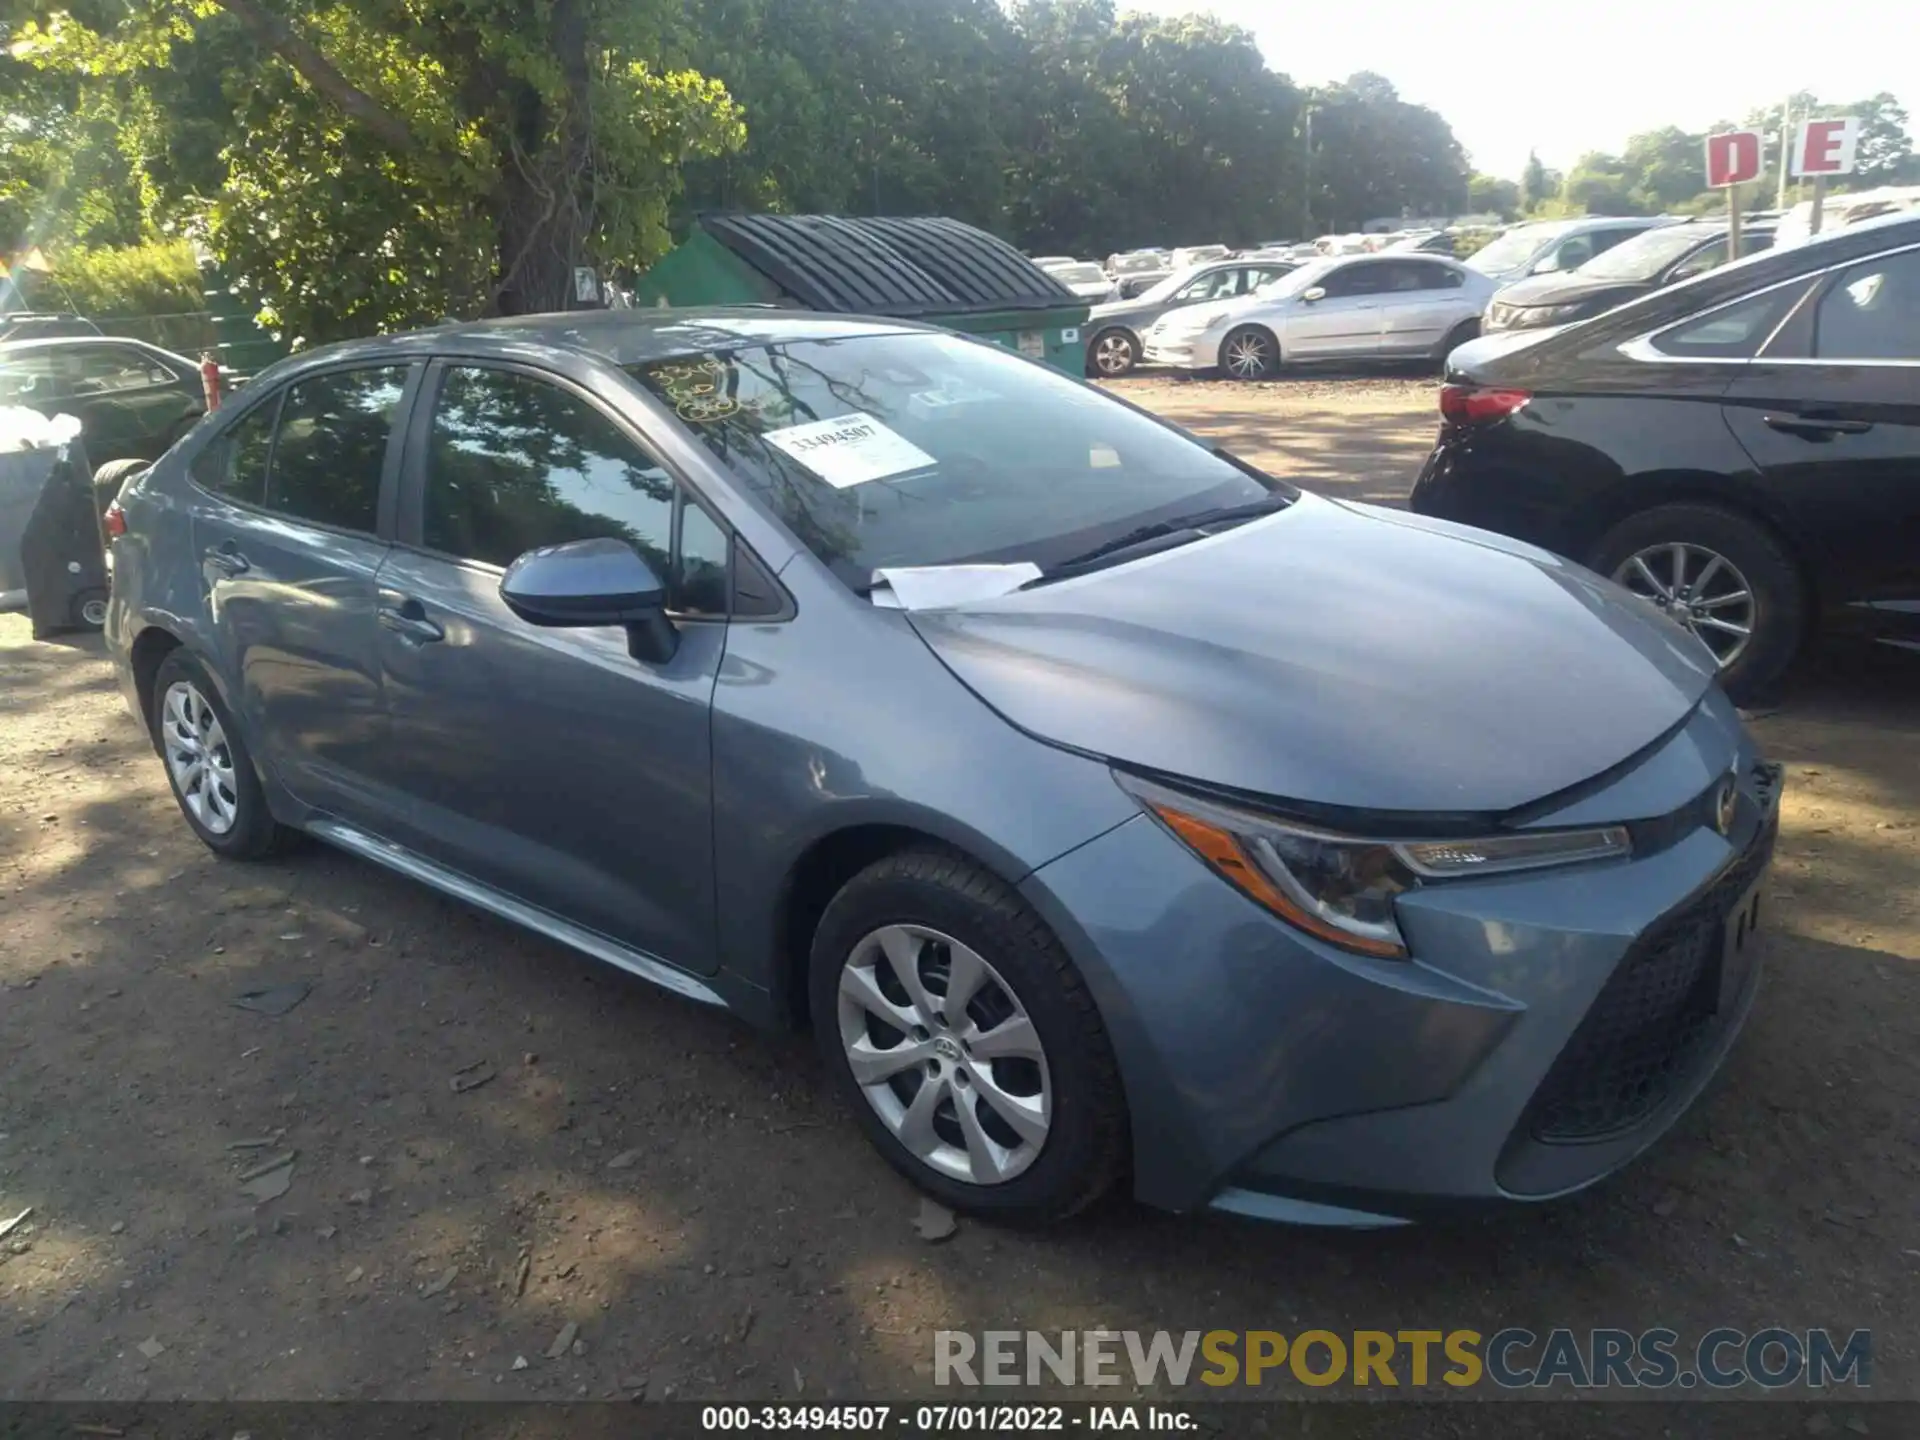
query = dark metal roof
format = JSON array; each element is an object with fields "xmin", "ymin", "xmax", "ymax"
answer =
[{"xmin": 698, "ymin": 213, "xmax": 1078, "ymax": 317}]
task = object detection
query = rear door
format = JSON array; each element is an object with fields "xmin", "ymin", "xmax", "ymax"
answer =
[
  {"xmin": 1375, "ymin": 260, "xmax": 1472, "ymax": 355},
  {"xmin": 1285, "ymin": 262, "xmax": 1388, "ymax": 357},
  {"xmin": 1720, "ymin": 243, "xmax": 1920, "ymax": 640},
  {"xmin": 364, "ymin": 360, "xmax": 729, "ymax": 973},
  {"xmin": 189, "ymin": 363, "xmax": 416, "ymax": 822}
]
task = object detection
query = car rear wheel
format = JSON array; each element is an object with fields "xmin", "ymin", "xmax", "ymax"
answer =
[
  {"xmin": 1590, "ymin": 504, "xmax": 1806, "ymax": 703},
  {"xmin": 151, "ymin": 650, "xmax": 292, "ymax": 860},
  {"xmin": 1220, "ymin": 325, "xmax": 1279, "ymax": 381},
  {"xmin": 1086, "ymin": 328, "xmax": 1139, "ymax": 378},
  {"xmin": 810, "ymin": 849, "xmax": 1127, "ymax": 1224}
]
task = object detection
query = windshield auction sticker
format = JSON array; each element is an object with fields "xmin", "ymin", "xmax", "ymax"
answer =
[{"xmin": 763, "ymin": 412, "xmax": 936, "ymax": 489}]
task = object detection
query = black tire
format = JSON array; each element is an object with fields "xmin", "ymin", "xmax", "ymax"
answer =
[
  {"xmin": 69, "ymin": 587, "xmax": 109, "ymax": 631},
  {"xmin": 1219, "ymin": 324, "xmax": 1279, "ymax": 381},
  {"xmin": 1588, "ymin": 503, "xmax": 1806, "ymax": 703},
  {"xmin": 1433, "ymin": 318, "xmax": 1480, "ymax": 369},
  {"xmin": 91, "ymin": 458, "xmax": 148, "ymax": 520},
  {"xmin": 150, "ymin": 649, "xmax": 292, "ymax": 860},
  {"xmin": 809, "ymin": 848, "xmax": 1128, "ymax": 1225},
  {"xmin": 1085, "ymin": 328, "xmax": 1139, "ymax": 378}
]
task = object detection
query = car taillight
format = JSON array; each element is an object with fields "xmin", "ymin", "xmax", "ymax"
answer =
[
  {"xmin": 1439, "ymin": 384, "xmax": 1531, "ymax": 424},
  {"xmin": 103, "ymin": 501, "xmax": 127, "ymax": 539}
]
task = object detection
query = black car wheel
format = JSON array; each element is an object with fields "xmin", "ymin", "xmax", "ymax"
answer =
[
  {"xmin": 150, "ymin": 649, "xmax": 293, "ymax": 860},
  {"xmin": 1086, "ymin": 328, "xmax": 1139, "ymax": 378},
  {"xmin": 1220, "ymin": 325, "xmax": 1279, "ymax": 381},
  {"xmin": 91, "ymin": 458, "xmax": 149, "ymax": 520},
  {"xmin": 1590, "ymin": 504, "xmax": 1806, "ymax": 702},
  {"xmin": 1433, "ymin": 318, "xmax": 1480, "ymax": 369},
  {"xmin": 810, "ymin": 848, "xmax": 1127, "ymax": 1224}
]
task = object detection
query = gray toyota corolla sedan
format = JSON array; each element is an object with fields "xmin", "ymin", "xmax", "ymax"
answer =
[{"xmin": 104, "ymin": 309, "xmax": 1781, "ymax": 1227}]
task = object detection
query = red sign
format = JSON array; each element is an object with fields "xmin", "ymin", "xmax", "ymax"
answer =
[
  {"xmin": 1790, "ymin": 117, "xmax": 1861, "ymax": 178},
  {"xmin": 1704, "ymin": 131, "xmax": 1763, "ymax": 188}
]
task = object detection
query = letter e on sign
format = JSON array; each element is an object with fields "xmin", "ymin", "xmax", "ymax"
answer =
[
  {"xmin": 1704, "ymin": 131, "xmax": 1762, "ymax": 188},
  {"xmin": 1791, "ymin": 118, "xmax": 1861, "ymax": 177}
]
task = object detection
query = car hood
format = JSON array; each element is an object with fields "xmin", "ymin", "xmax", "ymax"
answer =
[
  {"xmin": 1494, "ymin": 274, "xmax": 1652, "ymax": 308},
  {"xmin": 906, "ymin": 495, "xmax": 1717, "ymax": 816}
]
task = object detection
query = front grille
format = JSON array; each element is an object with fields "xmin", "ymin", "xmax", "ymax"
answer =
[{"xmin": 1525, "ymin": 823, "xmax": 1774, "ymax": 1143}]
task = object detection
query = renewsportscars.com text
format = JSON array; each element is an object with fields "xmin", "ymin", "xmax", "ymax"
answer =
[{"xmin": 934, "ymin": 1327, "xmax": 1871, "ymax": 1390}]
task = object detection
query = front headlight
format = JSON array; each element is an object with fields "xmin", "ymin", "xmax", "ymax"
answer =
[
  {"xmin": 1513, "ymin": 303, "xmax": 1587, "ymax": 328},
  {"xmin": 1117, "ymin": 773, "xmax": 1631, "ymax": 960}
]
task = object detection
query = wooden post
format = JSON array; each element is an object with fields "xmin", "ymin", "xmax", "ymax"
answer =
[
  {"xmin": 1809, "ymin": 175, "xmax": 1828, "ymax": 236},
  {"xmin": 1727, "ymin": 182, "xmax": 1744, "ymax": 262}
]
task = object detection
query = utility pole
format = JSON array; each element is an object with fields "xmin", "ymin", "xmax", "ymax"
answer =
[
  {"xmin": 1776, "ymin": 98, "xmax": 1794, "ymax": 210},
  {"xmin": 1301, "ymin": 105, "xmax": 1314, "ymax": 238}
]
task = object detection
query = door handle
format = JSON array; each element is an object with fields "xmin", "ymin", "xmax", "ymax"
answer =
[
  {"xmin": 203, "ymin": 543, "xmax": 250, "ymax": 575},
  {"xmin": 377, "ymin": 594, "xmax": 445, "ymax": 644},
  {"xmin": 1762, "ymin": 413, "xmax": 1874, "ymax": 438}
]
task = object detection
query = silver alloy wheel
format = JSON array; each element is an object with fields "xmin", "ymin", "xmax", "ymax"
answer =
[
  {"xmin": 836, "ymin": 923, "xmax": 1052, "ymax": 1185},
  {"xmin": 1092, "ymin": 331, "xmax": 1136, "ymax": 376},
  {"xmin": 161, "ymin": 680, "xmax": 240, "ymax": 835},
  {"xmin": 1222, "ymin": 330, "xmax": 1273, "ymax": 379},
  {"xmin": 1613, "ymin": 542, "xmax": 1756, "ymax": 669}
]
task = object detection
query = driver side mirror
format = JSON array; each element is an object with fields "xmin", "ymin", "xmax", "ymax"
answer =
[
  {"xmin": 1300, "ymin": 286, "xmax": 1328, "ymax": 303},
  {"xmin": 500, "ymin": 536, "xmax": 678, "ymax": 664}
]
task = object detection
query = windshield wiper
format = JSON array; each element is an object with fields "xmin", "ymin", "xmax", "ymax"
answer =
[{"xmin": 1032, "ymin": 491, "xmax": 1293, "ymax": 584}]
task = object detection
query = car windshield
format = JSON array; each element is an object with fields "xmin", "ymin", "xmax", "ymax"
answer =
[
  {"xmin": 1054, "ymin": 264, "xmax": 1109, "ymax": 287},
  {"xmin": 629, "ymin": 333, "xmax": 1280, "ymax": 590},
  {"xmin": 1130, "ymin": 264, "xmax": 1212, "ymax": 304},
  {"xmin": 1577, "ymin": 226, "xmax": 1721, "ymax": 281},
  {"xmin": 1466, "ymin": 223, "xmax": 1572, "ymax": 274}
]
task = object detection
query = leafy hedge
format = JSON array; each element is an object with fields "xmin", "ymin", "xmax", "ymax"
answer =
[{"xmin": 28, "ymin": 239, "xmax": 204, "ymax": 318}]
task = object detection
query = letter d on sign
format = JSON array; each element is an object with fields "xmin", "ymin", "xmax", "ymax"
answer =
[{"xmin": 1705, "ymin": 131, "xmax": 1762, "ymax": 188}]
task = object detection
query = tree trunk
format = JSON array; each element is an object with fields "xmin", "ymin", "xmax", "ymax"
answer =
[{"xmin": 490, "ymin": 0, "xmax": 596, "ymax": 316}]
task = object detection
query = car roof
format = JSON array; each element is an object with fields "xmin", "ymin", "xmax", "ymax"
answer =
[
  {"xmin": 239, "ymin": 308, "xmax": 945, "ymax": 383},
  {"xmin": 0, "ymin": 334, "xmax": 174, "ymax": 357}
]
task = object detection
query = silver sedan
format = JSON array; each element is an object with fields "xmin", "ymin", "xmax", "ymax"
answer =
[{"xmin": 1142, "ymin": 255, "xmax": 1499, "ymax": 379}]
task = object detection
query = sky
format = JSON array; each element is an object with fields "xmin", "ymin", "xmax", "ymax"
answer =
[{"xmin": 1123, "ymin": 0, "xmax": 1920, "ymax": 181}]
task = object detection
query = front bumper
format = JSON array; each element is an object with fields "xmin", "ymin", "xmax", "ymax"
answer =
[
  {"xmin": 1141, "ymin": 331, "xmax": 1219, "ymax": 370},
  {"xmin": 1020, "ymin": 693, "xmax": 1778, "ymax": 1222}
]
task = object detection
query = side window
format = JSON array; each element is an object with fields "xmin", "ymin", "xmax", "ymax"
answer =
[
  {"xmin": 1668, "ymin": 239, "xmax": 1729, "ymax": 284},
  {"xmin": 1813, "ymin": 250, "xmax": 1920, "ymax": 362},
  {"xmin": 1174, "ymin": 274, "xmax": 1217, "ymax": 302},
  {"xmin": 73, "ymin": 345, "xmax": 173, "ymax": 393},
  {"xmin": 264, "ymin": 366, "xmax": 406, "ymax": 533},
  {"xmin": 1414, "ymin": 261, "xmax": 1465, "ymax": 290},
  {"xmin": 424, "ymin": 366, "xmax": 676, "ymax": 578},
  {"xmin": 190, "ymin": 395, "xmax": 279, "ymax": 505},
  {"xmin": 676, "ymin": 497, "xmax": 731, "ymax": 616},
  {"xmin": 1589, "ymin": 229, "xmax": 1641, "ymax": 260},
  {"xmin": 1645, "ymin": 282, "xmax": 1812, "ymax": 360},
  {"xmin": 1321, "ymin": 264, "xmax": 1387, "ymax": 298}
]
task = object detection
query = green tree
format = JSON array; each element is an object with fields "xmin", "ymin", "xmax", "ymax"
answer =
[
  {"xmin": 1302, "ymin": 73, "xmax": 1467, "ymax": 231},
  {"xmin": 14, "ymin": 0, "xmax": 744, "ymax": 341},
  {"xmin": 1467, "ymin": 172, "xmax": 1520, "ymax": 219},
  {"xmin": 1520, "ymin": 150, "xmax": 1552, "ymax": 211}
]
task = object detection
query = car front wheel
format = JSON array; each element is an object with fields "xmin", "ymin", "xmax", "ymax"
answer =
[
  {"xmin": 810, "ymin": 849, "xmax": 1127, "ymax": 1224},
  {"xmin": 1086, "ymin": 328, "xmax": 1139, "ymax": 378},
  {"xmin": 1220, "ymin": 325, "xmax": 1279, "ymax": 381},
  {"xmin": 1590, "ymin": 503, "xmax": 1806, "ymax": 703}
]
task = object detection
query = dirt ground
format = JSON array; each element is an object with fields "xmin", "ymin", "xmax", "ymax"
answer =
[{"xmin": 2, "ymin": 376, "xmax": 1918, "ymax": 1418}]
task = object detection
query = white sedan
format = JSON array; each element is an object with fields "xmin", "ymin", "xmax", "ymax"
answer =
[{"xmin": 1141, "ymin": 255, "xmax": 1498, "ymax": 379}]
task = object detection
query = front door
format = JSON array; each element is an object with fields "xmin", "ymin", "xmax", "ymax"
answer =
[
  {"xmin": 67, "ymin": 343, "xmax": 202, "ymax": 461},
  {"xmin": 1285, "ymin": 261, "xmax": 1388, "ymax": 358},
  {"xmin": 1720, "ymin": 245, "xmax": 1920, "ymax": 641},
  {"xmin": 369, "ymin": 361, "xmax": 727, "ymax": 973},
  {"xmin": 189, "ymin": 364, "xmax": 410, "ymax": 821}
]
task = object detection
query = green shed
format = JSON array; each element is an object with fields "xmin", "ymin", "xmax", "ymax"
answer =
[{"xmin": 631, "ymin": 214, "xmax": 1089, "ymax": 375}]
